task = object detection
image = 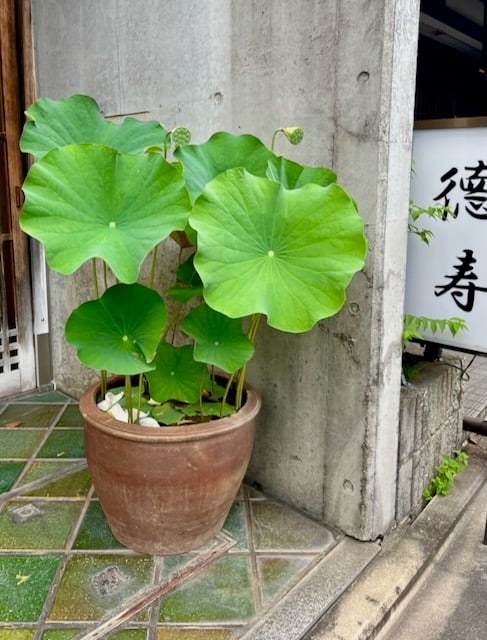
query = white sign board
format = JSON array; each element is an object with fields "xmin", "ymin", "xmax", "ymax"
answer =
[{"xmin": 406, "ymin": 125, "xmax": 487, "ymax": 354}]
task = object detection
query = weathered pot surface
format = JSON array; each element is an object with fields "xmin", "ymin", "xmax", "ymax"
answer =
[{"xmin": 79, "ymin": 379, "xmax": 261, "ymax": 555}]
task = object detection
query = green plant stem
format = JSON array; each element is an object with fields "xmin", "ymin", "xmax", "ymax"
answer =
[
  {"xmin": 235, "ymin": 313, "xmax": 261, "ymax": 409},
  {"xmin": 91, "ymin": 258, "xmax": 100, "ymax": 299},
  {"xmin": 92, "ymin": 259, "xmax": 106, "ymax": 399},
  {"xmin": 161, "ymin": 303, "xmax": 184, "ymax": 344},
  {"xmin": 100, "ymin": 370, "xmax": 108, "ymax": 399},
  {"xmin": 270, "ymin": 129, "xmax": 280, "ymax": 153},
  {"xmin": 103, "ymin": 261, "xmax": 108, "ymax": 291},
  {"xmin": 136, "ymin": 374, "xmax": 143, "ymax": 421},
  {"xmin": 199, "ymin": 367, "xmax": 208, "ymax": 421},
  {"xmin": 247, "ymin": 313, "xmax": 262, "ymax": 344},
  {"xmin": 149, "ymin": 245, "xmax": 158, "ymax": 289},
  {"xmin": 221, "ymin": 372, "xmax": 236, "ymax": 417},
  {"xmin": 125, "ymin": 375, "xmax": 133, "ymax": 423},
  {"xmin": 163, "ymin": 132, "xmax": 171, "ymax": 159}
]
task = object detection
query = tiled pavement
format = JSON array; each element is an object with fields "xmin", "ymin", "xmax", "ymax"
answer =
[
  {"xmin": 1, "ymin": 354, "xmax": 485, "ymax": 639},
  {"xmin": 461, "ymin": 352, "xmax": 487, "ymax": 419},
  {"xmin": 0, "ymin": 390, "xmax": 380, "ymax": 640}
]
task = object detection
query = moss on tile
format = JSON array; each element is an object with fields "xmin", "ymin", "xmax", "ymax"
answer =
[
  {"xmin": 0, "ymin": 405, "xmax": 61, "ymax": 428},
  {"xmin": 157, "ymin": 629, "xmax": 233, "ymax": 639},
  {"xmin": 41, "ymin": 632, "xmax": 79, "ymax": 640},
  {"xmin": 48, "ymin": 555, "xmax": 153, "ymax": 621},
  {"xmin": 0, "ymin": 554, "xmax": 60, "ymax": 622},
  {"xmin": 0, "ymin": 630, "xmax": 35, "ymax": 639},
  {"xmin": 257, "ymin": 556, "xmax": 311, "ymax": 605},
  {"xmin": 37, "ymin": 429, "xmax": 85, "ymax": 458},
  {"xmin": 40, "ymin": 632, "xmax": 142, "ymax": 640},
  {"xmin": 0, "ymin": 429, "xmax": 47, "ymax": 458},
  {"xmin": 0, "ymin": 501, "xmax": 83, "ymax": 550},
  {"xmin": 0, "ymin": 462, "xmax": 25, "ymax": 494},
  {"xmin": 251, "ymin": 502, "xmax": 335, "ymax": 551},
  {"xmin": 159, "ymin": 556, "xmax": 254, "ymax": 623}
]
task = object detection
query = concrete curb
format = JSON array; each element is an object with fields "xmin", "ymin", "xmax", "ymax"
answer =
[{"xmin": 304, "ymin": 442, "xmax": 487, "ymax": 640}]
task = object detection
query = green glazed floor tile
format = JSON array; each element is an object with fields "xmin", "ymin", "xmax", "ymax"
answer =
[
  {"xmin": 0, "ymin": 501, "xmax": 83, "ymax": 550},
  {"xmin": 223, "ymin": 500, "xmax": 248, "ymax": 551},
  {"xmin": 19, "ymin": 391, "xmax": 69, "ymax": 403},
  {"xmin": 55, "ymin": 405, "xmax": 84, "ymax": 427},
  {"xmin": 41, "ymin": 632, "xmax": 79, "ymax": 640},
  {"xmin": 257, "ymin": 556, "xmax": 312, "ymax": 605},
  {"xmin": 157, "ymin": 630, "xmax": 234, "ymax": 639},
  {"xmin": 41, "ymin": 632, "xmax": 146, "ymax": 640},
  {"xmin": 48, "ymin": 555, "xmax": 153, "ymax": 621},
  {"xmin": 0, "ymin": 554, "xmax": 60, "ymax": 622},
  {"xmin": 159, "ymin": 556, "xmax": 254, "ymax": 623},
  {"xmin": 18, "ymin": 461, "xmax": 79, "ymax": 486},
  {"xmin": 0, "ymin": 429, "xmax": 47, "ymax": 459},
  {"xmin": 0, "ymin": 462, "xmax": 25, "ymax": 493},
  {"xmin": 73, "ymin": 501, "xmax": 125, "ymax": 550},
  {"xmin": 37, "ymin": 429, "xmax": 85, "ymax": 459},
  {"xmin": 0, "ymin": 630, "xmax": 35, "ymax": 639},
  {"xmin": 250, "ymin": 502, "xmax": 335, "ymax": 551},
  {"xmin": 25, "ymin": 469, "xmax": 91, "ymax": 498},
  {"xmin": 0, "ymin": 405, "xmax": 61, "ymax": 428}
]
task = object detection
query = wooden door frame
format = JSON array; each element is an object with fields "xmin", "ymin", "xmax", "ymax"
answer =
[{"xmin": 0, "ymin": 0, "xmax": 37, "ymax": 395}]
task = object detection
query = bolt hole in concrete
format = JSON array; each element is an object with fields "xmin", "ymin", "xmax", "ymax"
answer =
[
  {"xmin": 357, "ymin": 71, "xmax": 370, "ymax": 83},
  {"xmin": 349, "ymin": 301, "xmax": 360, "ymax": 316},
  {"xmin": 343, "ymin": 479, "xmax": 355, "ymax": 494},
  {"xmin": 213, "ymin": 91, "xmax": 223, "ymax": 104}
]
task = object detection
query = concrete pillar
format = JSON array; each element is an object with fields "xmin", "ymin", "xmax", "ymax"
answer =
[{"xmin": 30, "ymin": 0, "xmax": 421, "ymax": 539}]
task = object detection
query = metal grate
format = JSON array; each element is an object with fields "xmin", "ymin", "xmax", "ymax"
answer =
[{"xmin": 0, "ymin": 327, "xmax": 19, "ymax": 375}]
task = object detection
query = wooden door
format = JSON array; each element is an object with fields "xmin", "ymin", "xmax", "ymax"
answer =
[{"xmin": 0, "ymin": 0, "xmax": 35, "ymax": 396}]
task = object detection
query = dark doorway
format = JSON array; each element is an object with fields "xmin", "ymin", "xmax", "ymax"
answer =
[{"xmin": 416, "ymin": 0, "xmax": 487, "ymax": 120}]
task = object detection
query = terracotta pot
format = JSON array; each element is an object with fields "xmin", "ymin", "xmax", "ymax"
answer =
[{"xmin": 79, "ymin": 379, "xmax": 261, "ymax": 554}]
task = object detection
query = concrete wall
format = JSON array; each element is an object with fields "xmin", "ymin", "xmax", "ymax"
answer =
[{"xmin": 30, "ymin": 0, "xmax": 421, "ymax": 539}]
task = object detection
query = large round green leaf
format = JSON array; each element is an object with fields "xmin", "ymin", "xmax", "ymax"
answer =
[
  {"xmin": 65, "ymin": 283, "xmax": 166, "ymax": 374},
  {"xmin": 190, "ymin": 168, "xmax": 367, "ymax": 333},
  {"xmin": 175, "ymin": 132, "xmax": 275, "ymax": 202},
  {"xmin": 181, "ymin": 303, "xmax": 254, "ymax": 373},
  {"xmin": 20, "ymin": 94, "xmax": 167, "ymax": 160},
  {"xmin": 20, "ymin": 144, "xmax": 191, "ymax": 282},
  {"xmin": 145, "ymin": 343, "xmax": 210, "ymax": 403}
]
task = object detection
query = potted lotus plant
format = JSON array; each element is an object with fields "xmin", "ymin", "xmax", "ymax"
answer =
[{"xmin": 19, "ymin": 94, "xmax": 367, "ymax": 554}]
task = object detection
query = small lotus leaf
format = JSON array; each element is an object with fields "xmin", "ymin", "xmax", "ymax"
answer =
[
  {"xmin": 145, "ymin": 343, "xmax": 211, "ymax": 403},
  {"xmin": 65, "ymin": 283, "xmax": 166, "ymax": 374},
  {"xmin": 181, "ymin": 304, "xmax": 254, "ymax": 373}
]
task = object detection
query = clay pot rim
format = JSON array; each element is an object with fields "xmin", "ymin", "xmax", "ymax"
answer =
[{"xmin": 79, "ymin": 377, "xmax": 261, "ymax": 443}]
